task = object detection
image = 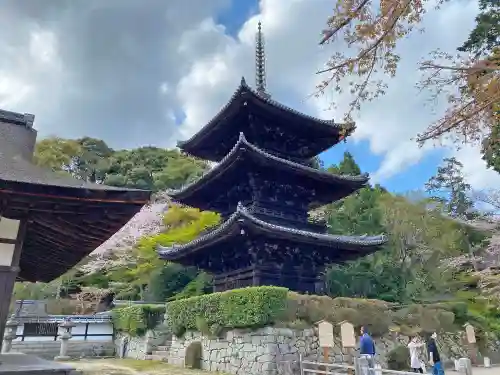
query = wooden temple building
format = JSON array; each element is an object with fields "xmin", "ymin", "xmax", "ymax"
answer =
[
  {"xmin": 158, "ymin": 23, "xmax": 386, "ymax": 294},
  {"xmin": 0, "ymin": 109, "xmax": 151, "ymax": 352}
]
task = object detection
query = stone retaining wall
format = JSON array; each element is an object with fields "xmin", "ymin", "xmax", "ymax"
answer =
[
  {"xmin": 10, "ymin": 340, "xmax": 115, "ymax": 360},
  {"xmin": 114, "ymin": 329, "xmax": 168, "ymax": 359},
  {"xmin": 168, "ymin": 328, "xmax": 471, "ymax": 375}
]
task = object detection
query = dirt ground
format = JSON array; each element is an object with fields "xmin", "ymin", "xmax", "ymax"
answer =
[
  {"xmin": 66, "ymin": 358, "xmax": 215, "ymax": 375},
  {"xmin": 448, "ymin": 367, "xmax": 498, "ymax": 375},
  {"xmin": 67, "ymin": 359, "xmax": 499, "ymax": 375}
]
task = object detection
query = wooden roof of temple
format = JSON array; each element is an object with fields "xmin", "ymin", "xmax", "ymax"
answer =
[
  {"xmin": 0, "ymin": 109, "xmax": 151, "ymax": 282},
  {"xmin": 177, "ymin": 77, "xmax": 355, "ymax": 162},
  {"xmin": 158, "ymin": 203, "xmax": 386, "ymax": 270},
  {"xmin": 169, "ymin": 132, "xmax": 368, "ymax": 211}
]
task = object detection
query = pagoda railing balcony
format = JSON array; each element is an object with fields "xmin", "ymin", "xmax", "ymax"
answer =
[
  {"xmin": 248, "ymin": 202, "xmax": 327, "ymax": 232},
  {"xmin": 260, "ymin": 148, "xmax": 315, "ymax": 167}
]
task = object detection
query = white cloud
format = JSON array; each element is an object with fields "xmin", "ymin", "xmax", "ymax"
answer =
[
  {"xmin": 174, "ymin": 0, "xmax": 496, "ymax": 189},
  {"xmin": 0, "ymin": 0, "xmax": 496, "ymax": 191},
  {"xmin": 454, "ymin": 145, "xmax": 500, "ymax": 190},
  {"xmin": 29, "ymin": 30, "xmax": 59, "ymax": 66}
]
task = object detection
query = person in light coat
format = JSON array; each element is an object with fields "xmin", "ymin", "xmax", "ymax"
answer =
[{"xmin": 407, "ymin": 335, "xmax": 425, "ymax": 373}]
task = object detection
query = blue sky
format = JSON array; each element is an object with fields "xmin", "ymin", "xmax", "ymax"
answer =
[{"xmin": 320, "ymin": 142, "xmax": 447, "ymax": 194}]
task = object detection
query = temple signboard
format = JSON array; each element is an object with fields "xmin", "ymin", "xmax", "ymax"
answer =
[
  {"xmin": 317, "ymin": 320, "xmax": 334, "ymax": 348},
  {"xmin": 340, "ymin": 321, "xmax": 356, "ymax": 348}
]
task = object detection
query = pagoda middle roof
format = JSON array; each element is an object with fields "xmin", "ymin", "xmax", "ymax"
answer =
[
  {"xmin": 178, "ymin": 77, "xmax": 355, "ymax": 161},
  {"xmin": 169, "ymin": 132, "xmax": 368, "ymax": 209},
  {"xmin": 0, "ymin": 134, "xmax": 151, "ymax": 282},
  {"xmin": 158, "ymin": 202, "xmax": 387, "ymax": 262}
]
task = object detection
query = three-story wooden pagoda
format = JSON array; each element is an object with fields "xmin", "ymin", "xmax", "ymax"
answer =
[{"xmin": 158, "ymin": 23, "xmax": 386, "ymax": 293}]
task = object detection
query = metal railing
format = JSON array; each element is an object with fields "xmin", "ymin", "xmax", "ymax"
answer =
[{"xmin": 298, "ymin": 354, "xmax": 421, "ymax": 375}]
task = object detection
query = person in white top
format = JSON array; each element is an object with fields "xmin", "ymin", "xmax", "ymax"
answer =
[{"xmin": 407, "ymin": 335, "xmax": 425, "ymax": 373}]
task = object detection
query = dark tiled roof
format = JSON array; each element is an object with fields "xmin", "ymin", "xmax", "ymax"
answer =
[
  {"xmin": 0, "ymin": 125, "xmax": 151, "ymax": 282},
  {"xmin": 158, "ymin": 202, "xmax": 387, "ymax": 260},
  {"xmin": 177, "ymin": 77, "xmax": 354, "ymax": 150},
  {"xmin": 169, "ymin": 132, "xmax": 368, "ymax": 201},
  {"xmin": 0, "ymin": 140, "xmax": 140, "ymax": 192}
]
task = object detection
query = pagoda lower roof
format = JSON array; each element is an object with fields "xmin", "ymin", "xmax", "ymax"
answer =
[
  {"xmin": 169, "ymin": 132, "xmax": 368, "ymax": 210},
  {"xmin": 1, "ymin": 141, "xmax": 151, "ymax": 282},
  {"xmin": 158, "ymin": 203, "xmax": 386, "ymax": 264},
  {"xmin": 177, "ymin": 77, "xmax": 355, "ymax": 161}
]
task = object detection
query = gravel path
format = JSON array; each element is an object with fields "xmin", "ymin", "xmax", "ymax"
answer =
[
  {"xmin": 448, "ymin": 368, "xmax": 498, "ymax": 375},
  {"xmin": 66, "ymin": 359, "xmax": 212, "ymax": 375}
]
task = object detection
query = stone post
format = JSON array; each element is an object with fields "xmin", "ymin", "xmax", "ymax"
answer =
[
  {"xmin": 484, "ymin": 356, "xmax": 491, "ymax": 367},
  {"xmin": 464, "ymin": 323, "xmax": 478, "ymax": 365},
  {"xmin": 54, "ymin": 318, "xmax": 76, "ymax": 361},
  {"xmin": 143, "ymin": 330, "xmax": 153, "ymax": 359},
  {"xmin": 458, "ymin": 358, "xmax": 473, "ymax": 375},
  {"xmin": 1, "ymin": 314, "xmax": 19, "ymax": 354}
]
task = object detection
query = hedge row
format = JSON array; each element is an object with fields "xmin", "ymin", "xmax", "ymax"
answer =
[
  {"xmin": 166, "ymin": 286, "xmax": 288, "ymax": 336},
  {"xmin": 165, "ymin": 287, "xmax": 472, "ymax": 338},
  {"xmin": 112, "ymin": 304, "xmax": 166, "ymax": 336}
]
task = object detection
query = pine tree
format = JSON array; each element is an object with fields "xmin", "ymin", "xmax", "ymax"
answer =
[{"xmin": 425, "ymin": 157, "xmax": 476, "ymax": 219}]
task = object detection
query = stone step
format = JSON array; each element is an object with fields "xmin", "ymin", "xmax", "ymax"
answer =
[
  {"xmin": 156, "ymin": 345, "xmax": 171, "ymax": 351},
  {"xmin": 152, "ymin": 350, "xmax": 169, "ymax": 356},
  {"xmin": 145, "ymin": 354, "xmax": 167, "ymax": 361}
]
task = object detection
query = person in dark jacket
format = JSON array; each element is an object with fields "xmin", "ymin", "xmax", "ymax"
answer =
[
  {"xmin": 359, "ymin": 326, "xmax": 376, "ymax": 375},
  {"xmin": 427, "ymin": 332, "xmax": 444, "ymax": 375}
]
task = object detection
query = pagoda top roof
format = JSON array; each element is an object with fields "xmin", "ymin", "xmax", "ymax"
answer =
[
  {"xmin": 169, "ymin": 132, "xmax": 367, "ymax": 208},
  {"xmin": 177, "ymin": 77, "xmax": 355, "ymax": 161},
  {"xmin": 0, "ymin": 115, "xmax": 151, "ymax": 282},
  {"xmin": 158, "ymin": 202, "xmax": 387, "ymax": 261}
]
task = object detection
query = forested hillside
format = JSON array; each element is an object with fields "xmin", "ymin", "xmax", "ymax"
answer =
[
  {"xmin": 33, "ymin": 136, "xmax": 208, "ymax": 191},
  {"xmin": 13, "ymin": 136, "xmax": 500, "ymax": 334}
]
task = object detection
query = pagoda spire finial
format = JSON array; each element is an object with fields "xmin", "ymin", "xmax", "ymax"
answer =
[{"xmin": 255, "ymin": 21, "xmax": 270, "ymax": 99}]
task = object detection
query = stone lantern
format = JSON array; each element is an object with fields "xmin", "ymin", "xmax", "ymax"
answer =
[
  {"xmin": 1, "ymin": 314, "xmax": 19, "ymax": 354},
  {"xmin": 54, "ymin": 318, "xmax": 76, "ymax": 361}
]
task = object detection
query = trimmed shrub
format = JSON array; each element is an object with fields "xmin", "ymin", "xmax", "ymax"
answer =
[
  {"xmin": 392, "ymin": 304, "xmax": 456, "ymax": 334},
  {"xmin": 387, "ymin": 345, "xmax": 410, "ymax": 370},
  {"xmin": 166, "ymin": 287, "xmax": 476, "ymax": 339},
  {"xmin": 166, "ymin": 286, "xmax": 288, "ymax": 335},
  {"xmin": 112, "ymin": 304, "xmax": 166, "ymax": 336},
  {"xmin": 284, "ymin": 293, "xmax": 392, "ymax": 336}
]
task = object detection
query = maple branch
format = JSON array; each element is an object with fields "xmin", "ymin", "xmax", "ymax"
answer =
[
  {"xmin": 319, "ymin": 0, "xmax": 371, "ymax": 45},
  {"xmin": 420, "ymin": 62, "xmax": 500, "ymax": 73},
  {"xmin": 316, "ymin": 0, "xmax": 412, "ymax": 75},
  {"xmin": 347, "ymin": 50, "xmax": 378, "ymax": 116},
  {"xmin": 417, "ymin": 96, "xmax": 499, "ymax": 142}
]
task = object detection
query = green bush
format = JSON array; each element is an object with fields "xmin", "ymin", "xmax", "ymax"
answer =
[
  {"xmin": 166, "ymin": 286, "xmax": 288, "ymax": 335},
  {"xmin": 112, "ymin": 304, "xmax": 166, "ymax": 336},
  {"xmin": 387, "ymin": 345, "xmax": 410, "ymax": 370},
  {"xmin": 166, "ymin": 287, "xmax": 482, "ymax": 340},
  {"xmin": 284, "ymin": 293, "xmax": 392, "ymax": 336}
]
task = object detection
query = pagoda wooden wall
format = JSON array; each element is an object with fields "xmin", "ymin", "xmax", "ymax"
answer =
[{"xmin": 212, "ymin": 264, "xmax": 324, "ymax": 294}]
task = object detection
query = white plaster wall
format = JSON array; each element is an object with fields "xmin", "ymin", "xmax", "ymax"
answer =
[{"xmin": 14, "ymin": 322, "xmax": 113, "ymax": 342}]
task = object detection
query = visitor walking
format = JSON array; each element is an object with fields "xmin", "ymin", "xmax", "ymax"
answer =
[
  {"xmin": 428, "ymin": 332, "xmax": 445, "ymax": 375},
  {"xmin": 407, "ymin": 335, "xmax": 425, "ymax": 373},
  {"xmin": 359, "ymin": 326, "xmax": 376, "ymax": 375}
]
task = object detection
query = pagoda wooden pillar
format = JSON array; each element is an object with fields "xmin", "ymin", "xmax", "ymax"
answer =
[{"xmin": 0, "ymin": 217, "xmax": 27, "ymax": 352}]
